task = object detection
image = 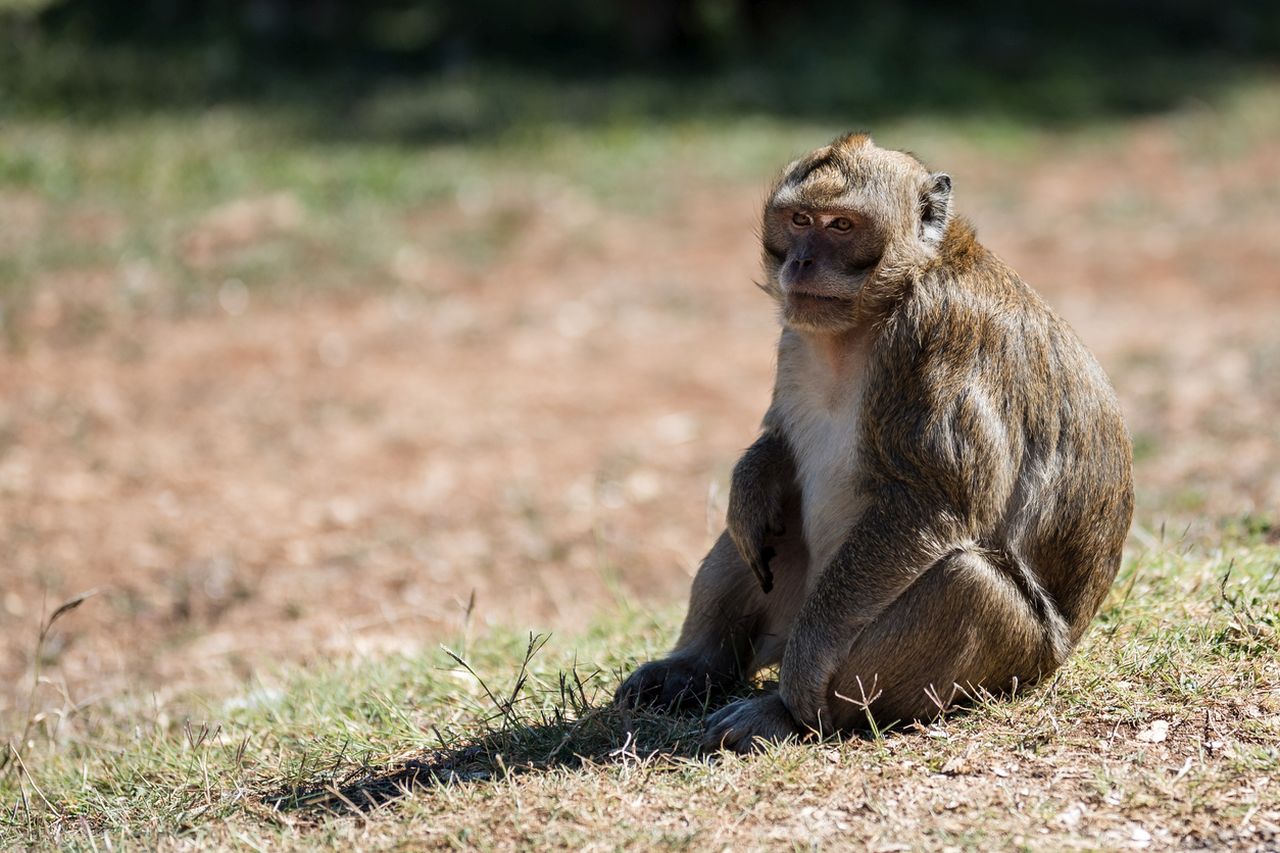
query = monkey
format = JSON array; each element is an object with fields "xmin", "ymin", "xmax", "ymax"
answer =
[{"xmin": 614, "ymin": 133, "xmax": 1133, "ymax": 753}]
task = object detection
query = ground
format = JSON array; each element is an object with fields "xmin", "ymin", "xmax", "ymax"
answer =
[{"xmin": 1, "ymin": 76, "xmax": 1278, "ymax": 849}]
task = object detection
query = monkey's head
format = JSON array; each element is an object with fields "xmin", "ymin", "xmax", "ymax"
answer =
[{"xmin": 761, "ymin": 133, "xmax": 953, "ymax": 333}]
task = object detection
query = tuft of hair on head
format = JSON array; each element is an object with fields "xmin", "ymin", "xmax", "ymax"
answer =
[{"xmin": 830, "ymin": 131, "xmax": 873, "ymax": 152}]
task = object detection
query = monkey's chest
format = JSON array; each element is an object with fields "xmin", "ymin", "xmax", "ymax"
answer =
[{"xmin": 790, "ymin": 409, "xmax": 866, "ymax": 574}]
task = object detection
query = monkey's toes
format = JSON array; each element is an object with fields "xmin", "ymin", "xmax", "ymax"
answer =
[
  {"xmin": 614, "ymin": 658, "xmax": 717, "ymax": 711},
  {"xmin": 699, "ymin": 693, "xmax": 804, "ymax": 754}
]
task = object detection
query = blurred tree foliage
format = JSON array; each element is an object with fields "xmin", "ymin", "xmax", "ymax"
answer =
[{"xmin": 1, "ymin": 0, "xmax": 1278, "ymax": 123}]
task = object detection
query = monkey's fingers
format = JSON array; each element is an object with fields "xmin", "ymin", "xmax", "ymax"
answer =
[{"xmin": 751, "ymin": 546, "xmax": 777, "ymax": 593}]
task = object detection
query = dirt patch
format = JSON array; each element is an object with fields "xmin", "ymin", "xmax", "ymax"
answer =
[{"xmin": 2, "ymin": 118, "xmax": 1279, "ymax": 723}]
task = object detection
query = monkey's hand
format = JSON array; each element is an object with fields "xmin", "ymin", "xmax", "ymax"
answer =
[
  {"xmin": 699, "ymin": 692, "xmax": 805, "ymax": 754},
  {"xmin": 727, "ymin": 430, "xmax": 794, "ymax": 594},
  {"xmin": 614, "ymin": 656, "xmax": 724, "ymax": 712}
]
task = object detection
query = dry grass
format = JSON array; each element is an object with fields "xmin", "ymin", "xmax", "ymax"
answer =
[
  {"xmin": 2, "ymin": 542, "xmax": 1277, "ymax": 849},
  {"xmin": 1, "ymin": 73, "xmax": 1279, "ymax": 849}
]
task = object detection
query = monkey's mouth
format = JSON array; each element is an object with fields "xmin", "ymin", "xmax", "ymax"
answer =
[{"xmin": 786, "ymin": 290, "xmax": 853, "ymax": 306}]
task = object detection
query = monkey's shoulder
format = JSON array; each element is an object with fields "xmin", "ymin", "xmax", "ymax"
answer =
[{"xmin": 890, "ymin": 251, "xmax": 1076, "ymax": 372}]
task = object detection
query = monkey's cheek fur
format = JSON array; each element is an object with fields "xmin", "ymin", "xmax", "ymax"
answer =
[{"xmin": 700, "ymin": 693, "xmax": 805, "ymax": 754}]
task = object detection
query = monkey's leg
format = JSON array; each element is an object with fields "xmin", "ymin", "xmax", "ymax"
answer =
[
  {"xmin": 615, "ymin": 509, "xmax": 808, "ymax": 711},
  {"xmin": 701, "ymin": 549, "xmax": 1063, "ymax": 751},
  {"xmin": 824, "ymin": 549, "xmax": 1061, "ymax": 728}
]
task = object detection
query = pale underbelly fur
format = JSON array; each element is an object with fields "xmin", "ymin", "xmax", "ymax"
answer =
[
  {"xmin": 774, "ymin": 330, "xmax": 873, "ymax": 586},
  {"xmin": 783, "ymin": 392, "xmax": 868, "ymax": 581}
]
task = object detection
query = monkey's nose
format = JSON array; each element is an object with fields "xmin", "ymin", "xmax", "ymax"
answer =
[{"xmin": 794, "ymin": 257, "xmax": 814, "ymax": 270}]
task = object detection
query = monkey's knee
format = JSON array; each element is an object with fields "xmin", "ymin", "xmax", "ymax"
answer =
[{"xmin": 826, "ymin": 550, "xmax": 1051, "ymax": 729}]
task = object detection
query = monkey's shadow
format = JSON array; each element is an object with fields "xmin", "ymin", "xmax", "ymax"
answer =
[
  {"xmin": 260, "ymin": 701, "xmax": 716, "ymax": 818},
  {"xmin": 259, "ymin": 682, "xmax": 939, "ymax": 819}
]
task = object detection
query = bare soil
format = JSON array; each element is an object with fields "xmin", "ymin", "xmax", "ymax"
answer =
[{"xmin": 2, "ymin": 115, "xmax": 1278, "ymax": 725}]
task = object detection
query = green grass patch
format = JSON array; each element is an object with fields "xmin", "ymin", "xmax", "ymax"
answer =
[{"xmin": 3, "ymin": 541, "xmax": 1277, "ymax": 849}]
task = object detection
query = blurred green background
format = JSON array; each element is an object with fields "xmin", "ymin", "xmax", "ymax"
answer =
[
  {"xmin": 3, "ymin": 0, "xmax": 1277, "ymax": 343},
  {"xmin": 5, "ymin": 0, "xmax": 1279, "ymax": 127}
]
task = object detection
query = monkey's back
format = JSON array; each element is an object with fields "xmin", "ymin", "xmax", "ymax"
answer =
[{"xmin": 865, "ymin": 224, "xmax": 1133, "ymax": 645}]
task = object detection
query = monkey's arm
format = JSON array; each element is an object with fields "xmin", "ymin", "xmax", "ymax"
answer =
[
  {"xmin": 776, "ymin": 496, "xmax": 962, "ymax": 729},
  {"xmin": 726, "ymin": 425, "xmax": 797, "ymax": 593}
]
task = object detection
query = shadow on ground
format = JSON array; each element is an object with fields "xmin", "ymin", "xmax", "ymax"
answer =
[
  {"xmin": 260, "ymin": 706, "xmax": 706, "ymax": 817},
  {"xmin": 259, "ymin": 677, "xmax": 946, "ymax": 819}
]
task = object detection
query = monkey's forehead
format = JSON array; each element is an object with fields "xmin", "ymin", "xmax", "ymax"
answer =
[
  {"xmin": 766, "ymin": 167, "xmax": 905, "ymax": 211},
  {"xmin": 773, "ymin": 157, "xmax": 848, "ymax": 203},
  {"xmin": 768, "ymin": 178, "xmax": 861, "ymax": 210},
  {"xmin": 768, "ymin": 144, "xmax": 928, "ymax": 210}
]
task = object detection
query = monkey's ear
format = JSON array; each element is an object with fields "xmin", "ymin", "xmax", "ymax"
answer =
[{"xmin": 919, "ymin": 172, "xmax": 952, "ymax": 247}]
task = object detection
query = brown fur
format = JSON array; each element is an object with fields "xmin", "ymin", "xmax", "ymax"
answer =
[{"xmin": 615, "ymin": 134, "xmax": 1133, "ymax": 753}]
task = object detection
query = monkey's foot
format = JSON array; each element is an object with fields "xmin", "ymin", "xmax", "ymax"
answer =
[
  {"xmin": 614, "ymin": 657, "xmax": 722, "ymax": 711},
  {"xmin": 700, "ymin": 693, "xmax": 804, "ymax": 754}
]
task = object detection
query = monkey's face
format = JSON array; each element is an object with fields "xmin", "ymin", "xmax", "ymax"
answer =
[
  {"xmin": 762, "ymin": 206, "xmax": 885, "ymax": 333},
  {"xmin": 761, "ymin": 133, "xmax": 953, "ymax": 334}
]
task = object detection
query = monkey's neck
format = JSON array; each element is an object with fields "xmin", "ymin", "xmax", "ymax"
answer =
[{"xmin": 796, "ymin": 328, "xmax": 870, "ymax": 385}]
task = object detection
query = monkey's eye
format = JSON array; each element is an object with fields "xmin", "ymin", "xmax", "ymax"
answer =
[
  {"xmin": 828, "ymin": 217, "xmax": 854, "ymax": 233},
  {"xmin": 791, "ymin": 211, "xmax": 813, "ymax": 228}
]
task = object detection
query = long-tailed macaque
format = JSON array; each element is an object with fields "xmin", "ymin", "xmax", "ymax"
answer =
[{"xmin": 615, "ymin": 133, "xmax": 1133, "ymax": 753}]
